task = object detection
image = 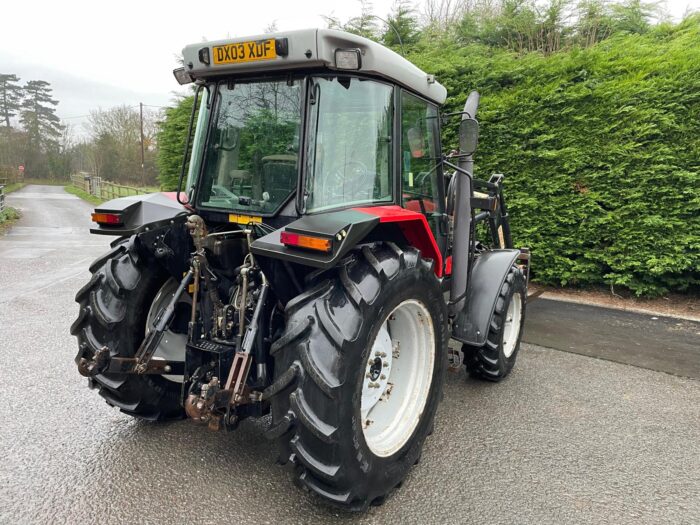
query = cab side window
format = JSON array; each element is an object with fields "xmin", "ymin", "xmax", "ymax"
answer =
[{"xmin": 400, "ymin": 91, "xmax": 443, "ymax": 239}]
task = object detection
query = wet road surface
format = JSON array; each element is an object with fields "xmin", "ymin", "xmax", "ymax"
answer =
[{"xmin": 1, "ymin": 185, "xmax": 698, "ymax": 524}]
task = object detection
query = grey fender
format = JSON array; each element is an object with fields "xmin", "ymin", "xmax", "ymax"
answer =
[
  {"xmin": 451, "ymin": 249, "xmax": 520, "ymax": 346},
  {"xmin": 90, "ymin": 192, "xmax": 189, "ymax": 236},
  {"xmin": 250, "ymin": 209, "xmax": 380, "ymax": 269}
]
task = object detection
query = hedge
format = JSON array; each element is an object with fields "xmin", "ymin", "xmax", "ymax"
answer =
[{"xmin": 411, "ymin": 17, "xmax": 700, "ymax": 295}]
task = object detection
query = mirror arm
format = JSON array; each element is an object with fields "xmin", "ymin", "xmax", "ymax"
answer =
[{"xmin": 442, "ymin": 158, "xmax": 474, "ymax": 180}]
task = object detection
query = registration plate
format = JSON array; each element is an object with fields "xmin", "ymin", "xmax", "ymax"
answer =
[
  {"xmin": 229, "ymin": 213, "xmax": 262, "ymax": 225},
  {"xmin": 213, "ymin": 39, "xmax": 276, "ymax": 65}
]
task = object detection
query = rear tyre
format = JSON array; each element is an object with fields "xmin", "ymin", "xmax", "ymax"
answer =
[
  {"xmin": 265, "ymin": 243, "xmax": 448, "ymax": 511},
  {"xmin": 463, "ymin": 265, "xmax": 526, "ymax": 382},
  {"xmin": 70, "ymin": 236, "xmax": 184, "ymax": 420}
]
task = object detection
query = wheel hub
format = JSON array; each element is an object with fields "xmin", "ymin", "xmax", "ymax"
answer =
[
  {"xmin": 360, "ymin": 299, "xmax": 435, "ymax": 458},
  {"xmin": 361, "ymin": 325, "xmax": 393, "ymax": 419},
  {"xmin": 502, "ymin": 293, "xmax": 522, "ymax": 358},
  {"xmin": 369, "ymin": 357, "xmax": 383, "ymax": 381}
]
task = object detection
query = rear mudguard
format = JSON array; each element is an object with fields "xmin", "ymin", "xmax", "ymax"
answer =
[
  {"xmin": 451, "ymin": 249, "xmax": 521, "ymax": 346},
  {"xmin": 88, "ymin": 192, "xmax": 192, "ymax": 281},
  {"xmin": 250, "ymin": 205, "xmax": 443, "ymax": 276},
  {"xmin": 89, "ymin": 192, "xmax": 189, "ymax": 236}
]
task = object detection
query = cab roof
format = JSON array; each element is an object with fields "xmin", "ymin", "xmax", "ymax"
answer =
[{"xmin": 181, "ymin": 28, "xmax": 447, "ymax": 105}]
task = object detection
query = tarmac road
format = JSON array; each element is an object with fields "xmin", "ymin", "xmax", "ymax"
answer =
[{"xmin": 1, "ymin": 185, "xmax": 698, "ymax": 524}]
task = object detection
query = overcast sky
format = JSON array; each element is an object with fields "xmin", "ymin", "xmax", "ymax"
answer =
[{"xmin": 1, "ymin": 0, "xmax": 697, "ymax": 134}]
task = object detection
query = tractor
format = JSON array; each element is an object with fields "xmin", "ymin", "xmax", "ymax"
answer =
[{"xmin": 71, "ymin": 28, "xmax": 529, "ymax": 511}]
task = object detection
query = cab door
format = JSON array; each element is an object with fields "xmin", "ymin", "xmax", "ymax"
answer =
[{"xmin": 399, "ymin": 90, "xmax": 447, "ymax": 254}]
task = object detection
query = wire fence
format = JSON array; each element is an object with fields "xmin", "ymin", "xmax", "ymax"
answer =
[{"xmin": 69, "ymin": 173, "xmax": 152, "ymax": 201}]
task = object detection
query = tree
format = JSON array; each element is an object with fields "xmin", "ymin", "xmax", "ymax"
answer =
[
  {"xmin": 0, "ymin": 74, "xmax": 23, "ymax": 128},
  {"xmin": 383, "ymin": 0, "xmax": 421, "ymax": 49},
  {"xmin": 324, "ymin": 0, "xmax": 380, "ymax": 40},
  {"xmin": 86, "ymin": 105, "xmax": 159, "ymax": 185},
  {"xmin": 18, "ymin": 80, "xmax": 63, "ymax": 177},
  {"xmin": 610, "ymin": 0, "xmax": 656, "ymax": 33},
  {"xmin": 20, "ymin": 80, "xmax": 62, "ymax": 150},
  {"xmin": 422, "ymin": 0, "xmax": 468, "ymax": 31},
  {"xmin": 157, "ymin": 95, "xmax": 198, "ymax": 190},
  {"xmin": 575, "ymin": 0, "xmax": 615, "ymax": 47}
]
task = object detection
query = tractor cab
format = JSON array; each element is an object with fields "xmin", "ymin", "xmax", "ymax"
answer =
[{"xmin": 175, "ymin": 29, "xmax": 449, "ymax": 261}]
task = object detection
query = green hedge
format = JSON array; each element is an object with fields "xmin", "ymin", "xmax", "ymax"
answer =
[
  {"xmin": 157, "ymin": 95, "xmax": 197, "ymax": 191},
  {"xmin": 411, "ymin": 17, "xmax": 700, "ymax": 295}
]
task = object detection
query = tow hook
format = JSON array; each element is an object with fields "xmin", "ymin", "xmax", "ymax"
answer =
[{"xmin": 77, "ymin": 346, "xmax": 110, "ymax": 377}]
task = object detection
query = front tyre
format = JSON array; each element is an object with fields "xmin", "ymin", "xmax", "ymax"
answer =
[
  {"xmin": 463, "ymin": 265, "xmax": 526, "ymax": 381},
  {"xmin": 265, "ymin": 243, "xmax": 448, "ymax": 510}
]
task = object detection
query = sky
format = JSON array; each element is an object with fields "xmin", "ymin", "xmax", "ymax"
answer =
[{"xmin": 1, "ymin": 0, "xmax": 698, "ymax": 136}]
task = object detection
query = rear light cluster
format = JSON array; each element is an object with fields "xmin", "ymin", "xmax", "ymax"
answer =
[
  {"xmin": 280, "ymin": 231, "xmax": 332, "ymax": 253},
  {"xmin": 91, "ymin": 212, "xmax": 122, "ymax": 225}
]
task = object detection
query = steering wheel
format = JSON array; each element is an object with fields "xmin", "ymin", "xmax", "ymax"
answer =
[{"xmin": 323, "ymin": 160, "xmax": 374, "ymax": 202}]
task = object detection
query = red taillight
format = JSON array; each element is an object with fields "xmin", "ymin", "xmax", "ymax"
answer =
[
  {"xmin": 280, "ymin": 231, "xmax": 332, "ymax": 253},
  {"xmin": 91, "ymin": 212, "xmax": 122, "ymax": 225}
]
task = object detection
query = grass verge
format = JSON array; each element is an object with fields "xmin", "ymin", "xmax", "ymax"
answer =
[
  {"xmin": 64, "ymin": 185, "xmax": 104, "ymax": 205},
  {"xmin": 0, "ymin": 206, "xmax": 21, "ymax": 233},
  {"xmin": 4, "ymin": 182, "xmax": 26, "ymax": 193}
]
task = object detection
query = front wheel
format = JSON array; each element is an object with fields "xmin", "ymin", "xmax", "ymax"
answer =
[
  {"xmin": 463, "ymin": 265, "xmax": 526, "ymax": 381},
  {"xmin": 265, "ymin": 243, "xmax": 448, "ymax": 510}
]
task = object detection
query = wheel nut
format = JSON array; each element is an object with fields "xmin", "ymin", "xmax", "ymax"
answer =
[{"xmin": 380, "ymin": 374, "xmax": 386, "ymax": 380}]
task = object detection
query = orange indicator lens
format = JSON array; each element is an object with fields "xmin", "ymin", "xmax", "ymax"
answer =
[
  {"xmin": 91, "ymin": 212, "xmax": 122, "ymax": 225},
  {"xmin": 280, "ymin": 231, "xmax": 332, "ymax": 252}
]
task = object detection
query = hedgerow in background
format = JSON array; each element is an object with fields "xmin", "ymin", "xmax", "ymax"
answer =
[
  {"xmin": 157, "ymin": 95, "xmax": 197, "ymax": 190},
  {"xmin": 411, "ymin": 17, "xmax": 700, "ymax": 295}
]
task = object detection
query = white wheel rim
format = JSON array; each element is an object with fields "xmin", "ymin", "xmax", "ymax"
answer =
[
  {"xmin": 502, "ymin": 293, "xmax": 522, "ymax": 358},
  {"xmin": 146, "ymin": 278, "xmax": 188, "ymax": 383},
  {"xmin": 361, "ymin": 300, "xmax": 435, "ymax": 458}
]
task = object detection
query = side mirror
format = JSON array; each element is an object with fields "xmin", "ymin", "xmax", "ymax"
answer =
[{"xmin": 459, "ymin": 118, "xmax": 479, "ymax": 156}]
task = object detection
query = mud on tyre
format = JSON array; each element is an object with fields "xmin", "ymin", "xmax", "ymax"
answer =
[{"xmin": 265, "ymin": 243, "xmax": 448, "ymax": 510}]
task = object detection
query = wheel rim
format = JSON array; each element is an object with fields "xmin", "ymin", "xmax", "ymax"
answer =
[
  {"xmin": 361, "ymin": 299, "xmax": 435, "ymax": 458},
  {"xmin": 502, "ymin": 293, "xmax": 522, "ymax": 358},
  {"xmin": 146, "ymin": 278, "xmax": 189, "ymax": 383}
]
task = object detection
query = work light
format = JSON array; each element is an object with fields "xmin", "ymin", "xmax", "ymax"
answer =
[{"xmin": 335, "ymin": 49, "xmax": 361, "ymax": 70}]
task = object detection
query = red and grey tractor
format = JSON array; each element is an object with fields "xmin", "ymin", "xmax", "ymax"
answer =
[{"xmin": 72, "ymin": 28, "xmax": 529, "ymax": 510}]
